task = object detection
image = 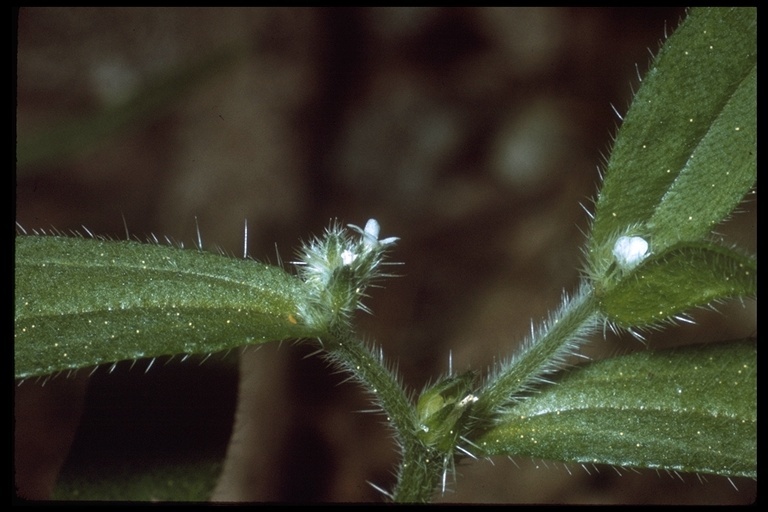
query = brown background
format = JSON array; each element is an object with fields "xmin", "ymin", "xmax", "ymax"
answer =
[{"xmin": 15, "ymin": 7, "xmax": 756, "ymax": 503}]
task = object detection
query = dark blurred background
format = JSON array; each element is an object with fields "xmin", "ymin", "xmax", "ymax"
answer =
[{"xmin": 15, "ymin": 7, "xmax": 755, "ymax": 503}]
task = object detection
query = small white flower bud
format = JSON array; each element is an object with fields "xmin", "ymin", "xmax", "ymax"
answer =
[{"xmin": 612, "ymin": 235, "xmax": 649, "ymax": 269}]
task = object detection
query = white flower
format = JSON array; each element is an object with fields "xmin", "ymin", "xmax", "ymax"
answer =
[
  {"xmin": 294, "ymin": 219, "xmax": 400, "ymax": 327},
  {"xmin": 348, "ymin": 219, "xmax": 399, "ymax": 249},
  {"xmin": 341, "ymin": 249, "xmax": 357, "ymax": 266},
  {"xmin": 612, "ymin": 235, "xmax": 649, "ymax": 269}
]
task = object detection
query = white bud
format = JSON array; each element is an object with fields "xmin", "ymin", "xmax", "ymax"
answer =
[
  {"xmin": 612, "ymin": 236, "xmax": 649, "ymax": 269},
  {"xmin": 341, "ymin": 249, "xmax": 357, "ymax": 266},
  {"xmin": 363, "ymin": 219, "xmax": 381, "ymax": 240}
]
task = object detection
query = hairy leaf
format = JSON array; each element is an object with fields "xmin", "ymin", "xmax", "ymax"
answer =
[
  {"xmin": 15, "ymin": 236, "xmax": 318, "ymax": 379},
  {"xmin": 588, "ymin": 7, "xmax": 756, "ymax": 276},
  {"xmin": 475, "ymin": 340, "xmax": 756, "ymax": 478},
  {"xmin": 599, "ymin": 242, "xmax": 756, "ymax": 327}
]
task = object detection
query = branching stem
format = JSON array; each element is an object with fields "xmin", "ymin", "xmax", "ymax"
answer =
[{"xmin": 322, "ymin": 323, "xmax": 440, "ymax": 502}]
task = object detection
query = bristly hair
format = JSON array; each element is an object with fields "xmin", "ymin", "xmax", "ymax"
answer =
[
  {"xmin": 293, "ymin": 219, "xmax": 399, "ymax": 331},
  {"xmin": 477, "ymin": 282, "xmax": 600, "ymax": 419}
]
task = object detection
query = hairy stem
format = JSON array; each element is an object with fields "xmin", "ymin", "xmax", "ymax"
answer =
[
  {"xmin": 390, "ymin": 443, "xmax": 443, "ymax": 503},
  {"xmin": 473, "ymin": 284, "xmax": 600, "ymax": 420},
  {"xmin": 321, "ymin": 324, "xmax": 438, "ymax": 502}
]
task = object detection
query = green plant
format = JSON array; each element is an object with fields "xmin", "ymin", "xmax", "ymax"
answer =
[{"xmin": 15, "ymin": 7, "xmax": 755, "ymax": 503}]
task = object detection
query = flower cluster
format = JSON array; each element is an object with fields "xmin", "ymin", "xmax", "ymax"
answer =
[{"xmin": 295, "ymin": 219, "xmax": 398, "ymax": 329}]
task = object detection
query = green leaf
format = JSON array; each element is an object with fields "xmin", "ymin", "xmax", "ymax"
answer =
[
  {"xmin": 475, "ymin": 339, "xmax": 756, "ymax": 478},
  {"xmin": 598, "ymin": 242, "xmax": 756, "ymax": 327},
  {"xmin": 588, "ymin": 7, "xmax": 756, "ymax": 276},
  {"xmin": 15, "ymin": 236, "xmax": 319, "ymax": 379}
]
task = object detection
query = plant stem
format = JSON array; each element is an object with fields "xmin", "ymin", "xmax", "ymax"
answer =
[
  {"xmin": 322, "ymin": 324, "xmax": 439, "ymax": 502},
  {"xmin": 322, "ymin": 285, "xmax": 601, "ymax": 501},
  {"xmin": 473, "ymin": 284, "xmax": 600, "ymax": 421},
  {"xmin": 390, "ymin": 443, "xmax": 443, "ymax": 503}
]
